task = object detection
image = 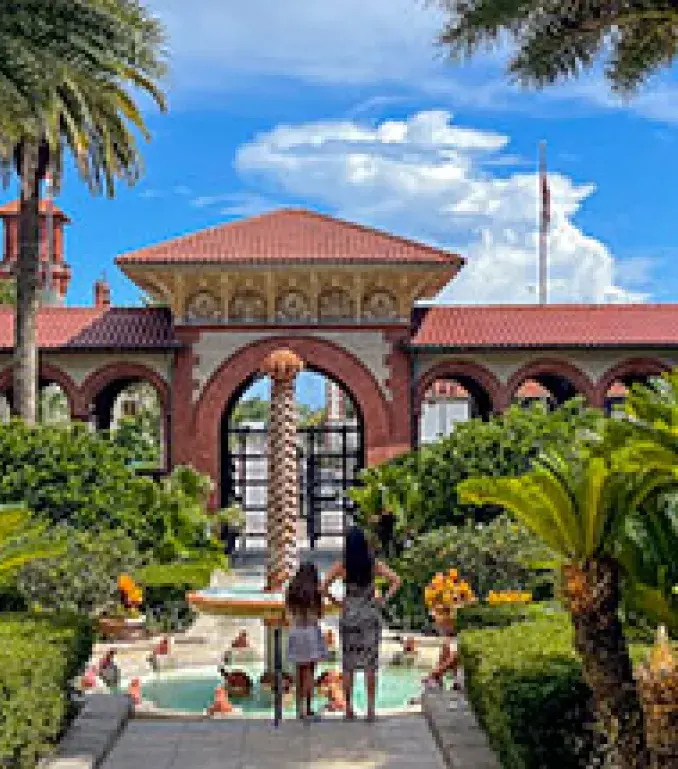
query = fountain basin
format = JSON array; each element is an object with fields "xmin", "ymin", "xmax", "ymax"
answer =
[
  {"xmin": 187, "ymin": 586, "xmax": 342, "ymax": 620},
  {"xmin": 125, "ymin": 664, "xmax": 426, "ymax": 718}
]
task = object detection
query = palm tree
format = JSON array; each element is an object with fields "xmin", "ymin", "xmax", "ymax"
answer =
[
  {"xmin": 0, "ymin": 0, "xmax": 167, "ymax": 422},
  {"xmin": 458, "ymin": 448, "xmax": 668, "ymax": 769},
  {"xmin": 0, "ymin": 503, "xmax": 62, "ymax": 585},
  {"xmin": 432, "ymin": 0, "xmax": 678, "ymax": 95}
]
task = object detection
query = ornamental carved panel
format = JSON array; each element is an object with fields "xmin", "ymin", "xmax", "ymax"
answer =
[
  {"xmin": 362, "ymin": 289, "xmax": 398, "ymax": 321},
  {"xmin": 229, "ymin": 290, "xmax": 267, "ymax": 323},
  {"xmin": 186, "ymin": 290, "xmax": 221, "ymax": 322},
  {"xmin": 275, "ymin": 290, "xmax": 311, "ymax": 322},
  {"xmin": 318, "ymin": 288, "xmax": 354, "ymax": 322}
]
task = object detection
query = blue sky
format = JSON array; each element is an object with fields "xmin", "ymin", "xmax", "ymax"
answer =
[{"xmin": 3, "ymin": 1, "xmax": 678, "ymax": 404}]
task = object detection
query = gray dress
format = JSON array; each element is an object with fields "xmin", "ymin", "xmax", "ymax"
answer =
[{"xmin": 340, "ymin": 581, "xmax": 381, "ymax": 672}]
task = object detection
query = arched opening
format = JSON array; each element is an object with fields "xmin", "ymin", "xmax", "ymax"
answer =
[
  {"xmin": 82, "ymin": 364, "xmax": 169, "ymax": 473},
  {"xmin": 506, "ymin": 360, "xmax": 595, "ymax": 408},
  {"xmin": 416, "ymin": 362, "xmax": 502, "ymax": 445},
  {"xmin": 220, "ymin": 368, "xmax": 364, "ymax": 550},
  {"xmin": 597, "ymin": 359, "xmax": 671, "ymax": 416},
  {"xmin": 513, "ymin": 379, "xmax": 553, "ymax": 409},
  {"xmin": 0, "ymin": 364, "xmax": 79, "ymax": 423}
]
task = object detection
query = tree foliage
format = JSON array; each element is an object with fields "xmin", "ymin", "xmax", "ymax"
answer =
[
  {"xmin": 0, "ymin": 420, "xmax": 221, "ymax": 564},
  {"xmin": 433, "ymin": 0, "xmax": 678, "ymax": 94},
  {"xmin": 0, "ymin": 503, "xmax": 63, "ymax": 586},
  {"xmin": 350, "ymin": 399, "xmax": 602, "ymax": 538}
]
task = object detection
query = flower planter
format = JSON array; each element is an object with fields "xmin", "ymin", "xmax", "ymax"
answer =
[
  {"xmin": 98, "ymin": 615, "xmax": 147, "ymax": 641},
  {"xmin": 433, "ymin": 611, "xmax": 457, "ymax": 637}
]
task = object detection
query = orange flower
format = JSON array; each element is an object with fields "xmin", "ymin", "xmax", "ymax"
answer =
[{"xmin": 118, "ymin": 574, "xmax": 135, "ymax": 593}]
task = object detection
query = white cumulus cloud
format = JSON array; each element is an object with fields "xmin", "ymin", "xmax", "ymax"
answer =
[{"xmin": 235, "ymin": 110, "xmax": 647, "ymax": 303}]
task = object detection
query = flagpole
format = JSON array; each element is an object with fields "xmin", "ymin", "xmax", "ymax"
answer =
[{"xmin": 538, "ymin": 140, "xmax": 549, "ymax": 305}]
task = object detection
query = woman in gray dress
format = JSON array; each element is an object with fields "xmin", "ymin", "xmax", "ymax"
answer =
[{"xmin": 322, "ymin": 526, "xmax": 401, "ymax": 721}]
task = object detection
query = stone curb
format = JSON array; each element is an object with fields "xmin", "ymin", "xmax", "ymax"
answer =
[
  {"xmin": 42, "ymin": 694, "xmax": 132, "ymax": 769},
  {"xmin": 422, "ymin": 688, "xmax": 500, "ymax": 769}
]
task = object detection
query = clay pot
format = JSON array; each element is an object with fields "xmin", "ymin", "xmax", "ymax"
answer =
[{"xmin": 98, "ymin": 616, "xmax": 147, "ymax": 642}]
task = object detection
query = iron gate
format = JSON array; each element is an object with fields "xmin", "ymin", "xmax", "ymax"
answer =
[{"xmin": 221, "ymin": 422, "xmax": 363, "ymax": 548}]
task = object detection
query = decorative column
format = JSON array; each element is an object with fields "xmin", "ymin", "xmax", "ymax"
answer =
[{"xmin": 260, "ymin": 348, "xmax": 304, "ymax": 592}]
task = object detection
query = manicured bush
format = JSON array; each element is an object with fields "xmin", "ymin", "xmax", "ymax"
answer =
[
  {"xmin": 387, "ymin": 515, "xmax": 555, "ymax": 630},
  {"xmin": 456, "ymin": 601, "xmax": 561, "ymax": 632},
  {"xmin": 0, "ymin": 613, "xmax": 93, "ymax": 768},
  {"xmin": 459, "ymin": 613, "xmax": 660, "ymax": 769},
  {"xmin": 138, "ymin": 561, "xmax": 215, "ymax": 633},
  {"xmin": 460, "ymin": 613, "xmax": 599, "ymax": 769},
  {"xmin": 16, "ymin": 529, "xmax": 143, "ymax": 615}
]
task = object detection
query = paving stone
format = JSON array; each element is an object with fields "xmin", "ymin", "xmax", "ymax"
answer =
[{"xmin": 78, "ymin": 694, "xmax": 132, "ymax": 722}]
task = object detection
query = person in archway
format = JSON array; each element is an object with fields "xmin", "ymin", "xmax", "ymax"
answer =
[{"xmin": 321, "ymin": 526, "xmax": 401, "ymax": 722}]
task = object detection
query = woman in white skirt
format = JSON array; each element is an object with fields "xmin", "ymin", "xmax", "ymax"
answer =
[{"xmin": 286, "ymin": 562, "xmax": 327, "ymax": 720}]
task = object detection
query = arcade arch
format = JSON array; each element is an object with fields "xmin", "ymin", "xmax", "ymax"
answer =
[{"xmin": 505, "ymin": 359, "xmax": 595, "ymax": 407}]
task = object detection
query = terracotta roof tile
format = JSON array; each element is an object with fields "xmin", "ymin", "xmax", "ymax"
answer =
[
  {"xmin": 0, "ymin": 307, "xmax": 177, "ymax": 350},
  {"xmin": 411, "ymin": 304, "xmax": 678, "ymax": 348},
  {"xmin": 0, "ymin": 199, "xmax": 70, "ymax": 221},
  {"xmin": 116, "ymin": 209, "xmax": 462, "ymax": 266}
]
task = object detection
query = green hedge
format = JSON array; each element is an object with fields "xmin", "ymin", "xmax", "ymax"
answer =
[
  {"xmin": 456, "ymin": 602, "xmax": 561, "ymax": 633},
  {"xmin": 0, "ymin": 613, "xmax": 93, "ymax": 769},
  {"xmin": 460, "ymin": 613, "xmax": 656, "ymax": 769},
  {"xmin": 460, "ymin": 613, "xmax": 597, "ymax": 769}
]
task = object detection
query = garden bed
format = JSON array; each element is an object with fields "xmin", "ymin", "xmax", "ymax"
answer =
[{"xmin": 0, "ymin": 612, "xmax": 93, "ymax": 769}]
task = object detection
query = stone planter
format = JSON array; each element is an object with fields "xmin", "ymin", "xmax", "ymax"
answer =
[
  {"xmin": 432, "ymin": 609, "xmax": 457, "ymax": 637},
  {"xmin": 98, "ymin": 615, "xmax": 147, "ymax": 641}
]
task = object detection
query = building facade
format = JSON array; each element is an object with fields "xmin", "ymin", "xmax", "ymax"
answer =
[{"xmin": 0, "ymin": 205, "xmax": 676, "ymax": 511}]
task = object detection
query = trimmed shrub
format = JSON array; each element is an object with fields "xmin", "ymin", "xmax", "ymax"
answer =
[
  {"xmin": 460, "ymin": 613, "xmax": 596, "ymax": 769},
  {"xmin": 459, "ymin": 613, "xmax": 659, "ymax": 769},
  {"xmin": 16, "ymin": 529, "xmax": 143, "ymax": 616},
  {"xmin": 456, "ymin": 601, "xmax": 561, "ymax": 632},
  {"xmin": 139, "ymin": 562, "xmax": 215, "ymax": 633},
  {"xmin": 388, "ymin": 515, "xmax": 555, "ymax": 630},
  {"xmin": 0, "ymin": 613, "xmax": 93, "ymax": 768}
]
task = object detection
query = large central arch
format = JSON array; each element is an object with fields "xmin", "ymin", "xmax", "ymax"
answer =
[{"xmin": 192, "ymin": 335, "xmax": 393, "ymax": 500}]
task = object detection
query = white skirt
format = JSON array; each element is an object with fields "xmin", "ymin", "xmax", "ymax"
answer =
[{"xmin": 287, "ymin": 625, "xmax": 327, "ymax": 665}]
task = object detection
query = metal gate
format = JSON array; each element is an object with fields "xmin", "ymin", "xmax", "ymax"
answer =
[{"xmin": 221, "ymin": 422, "xmax": 363, "ymax": 548}]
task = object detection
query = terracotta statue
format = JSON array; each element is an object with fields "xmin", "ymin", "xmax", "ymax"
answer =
[
  {"xmin": 153, "ymin": 637, "xmax": 171, "ymax": 656},
  {"xmin": 231, "ymin": 630, "xmax": 249, "ymax": 649},
  {"xmin": 127, "ymin": 678, "xmax": 143, "ymax": 705},
  {"xmin": 98, "ymin": 649, "xmax": 120, "ymax": 689},
  {"xmin": 225, "ymin": 670, "xmax": 253, "ymax": 698},
  {"xmin": 423, "ymin": 642, "xmax": 460, "ymax": 690},
  {"xmin": 325, "ymin": 682, "xmax": 347, "ymax": 713},
  {"xmin": 81, "ymin": 666, "xmax": 98, "ymax": 690},
  {"xmin": 207, "ymin": 686, "xmax": 233, "ymax": 715}
]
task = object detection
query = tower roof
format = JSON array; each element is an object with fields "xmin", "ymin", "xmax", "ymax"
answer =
[{"xmin": 0, "ymin": 199, "xmax": 70, "ymax": 222}]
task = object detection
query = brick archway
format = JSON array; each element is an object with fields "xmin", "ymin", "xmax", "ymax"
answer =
[
  {"xmin": 415, "ymin": 360, "xmax": 506, "ymax": 427},
  {"xmin": 595, "ymin": 357, "xmax": 672, "ymax": 405},
  {"xmin": 0, "ymin": 362, "xmax": 84, "ymax": 417},
  {"xmin": 506, "ymin": 358, "xmax": 596, "ymax": 405},
  {"xmin": 80, "ymin": 361, "xmax": 171, "ymax": 467},
  {"xmin": 80, "ymin": 362, "xmax": 170, "ymax": 411},
  {"xmin": 192, "ymin": 335, "xmax": 395, "ymax": 496}
]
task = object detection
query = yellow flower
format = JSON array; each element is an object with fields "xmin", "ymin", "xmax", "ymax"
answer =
[{"xmin": 448, "ymin": 568, "xmax": 458, "ymax": 581}]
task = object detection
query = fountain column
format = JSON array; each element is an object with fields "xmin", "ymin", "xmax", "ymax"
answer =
[{"xmin": 261, "ymin": 348, "xmax": 304, "ymax": 592}]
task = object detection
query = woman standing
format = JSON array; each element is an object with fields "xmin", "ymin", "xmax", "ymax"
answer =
[{"xmin": 322, "ymin": 526, "xmax": 401, "ymax": 722}]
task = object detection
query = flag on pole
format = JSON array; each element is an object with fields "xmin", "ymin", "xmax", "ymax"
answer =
[{"xmin": 540, "ymin": 142, "xmax": 550, "ymax": 228}]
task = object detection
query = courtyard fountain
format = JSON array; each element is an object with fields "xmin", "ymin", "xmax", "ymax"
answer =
[{"xmin": 187, "ymin": 348, "xmax": 309, "ymax": 725}]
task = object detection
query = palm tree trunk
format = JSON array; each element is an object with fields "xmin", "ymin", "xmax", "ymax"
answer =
[
  {"xmin": 13, "ymin": 141, "xmax": 41, "ymax": 424},
  {"xmin": 564, "ymin": 558, "xmax": 651, "ymax": 769}
]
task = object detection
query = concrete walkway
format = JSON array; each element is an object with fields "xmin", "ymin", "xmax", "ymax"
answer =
[{"xmin": 101, "ymin": 716, "xmax": 445, "ymax": 769}]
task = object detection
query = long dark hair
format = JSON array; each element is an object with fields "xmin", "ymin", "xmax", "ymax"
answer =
[
  {"xmin": 344, "ymin": 526, "xmax": 374, "ymax": 588},
  {"xmin": 286, "ymin": 561, "xmax": 321, "ymax": 617}
]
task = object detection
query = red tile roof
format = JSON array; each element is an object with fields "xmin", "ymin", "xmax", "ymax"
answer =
[
  {"xmin": 116, "ymin": 209, "xmax": 462, "ymax": 266},
  {"xmin": 0, "ymin": 199, "xmax": 70, "ymax": 222},
  {"xmin": 411, "ymin": 305, "xmax": 678, "ymax": 348},
  {"xmin": 0, "ymin": 307, "xmax": 177, "ymax": 350}
]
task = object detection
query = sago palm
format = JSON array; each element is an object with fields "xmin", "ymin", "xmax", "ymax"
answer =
[
  {"xmin": 458, "ymin": 448, "xmax": 668, "ymax": 769},
  {"xmin": 0, "ymin": 0, "xmax": 167, "ymax": 422},
  {"xmin": 0, "ymin": 503, "xmax": 63, "ymax": 585}
]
